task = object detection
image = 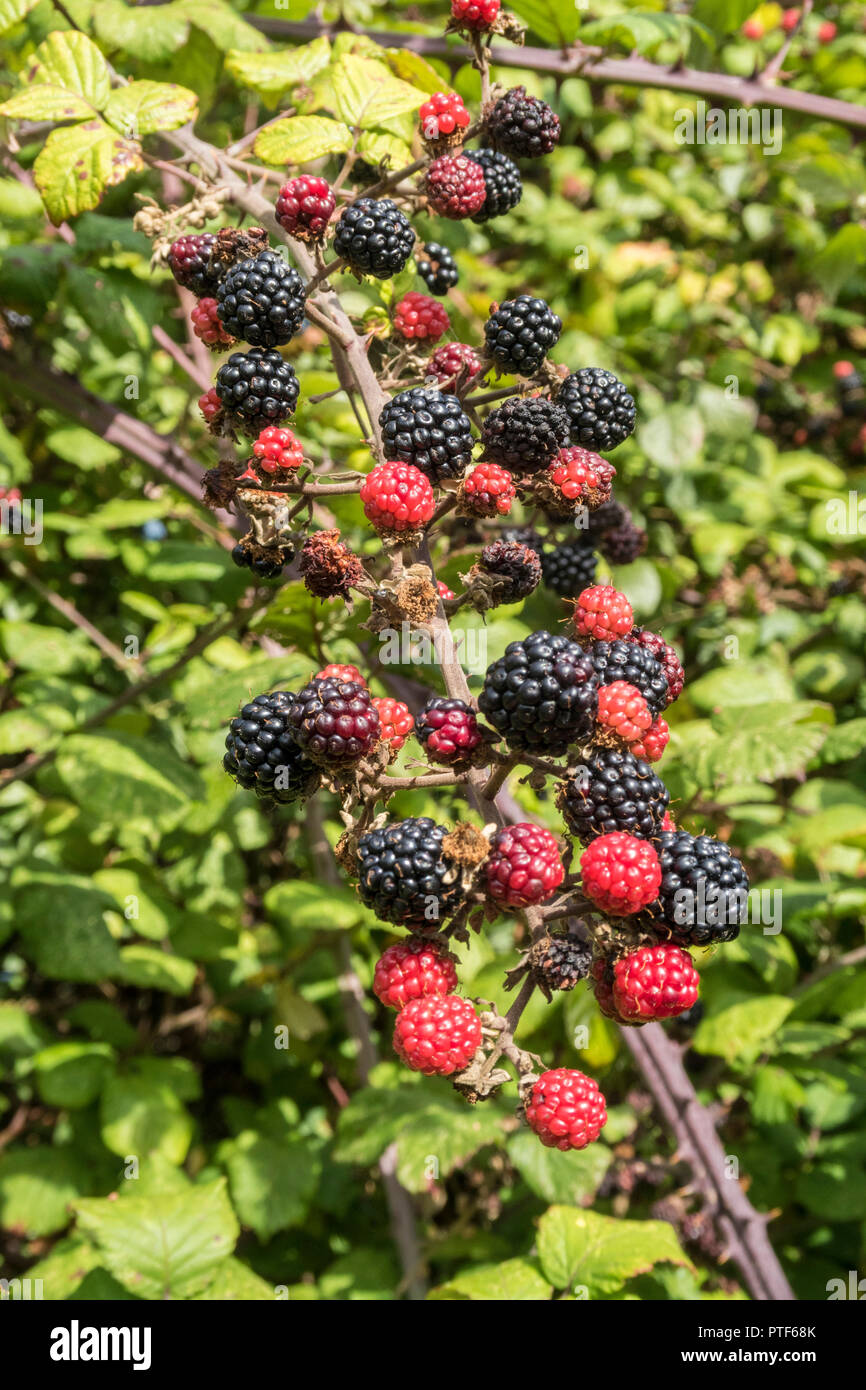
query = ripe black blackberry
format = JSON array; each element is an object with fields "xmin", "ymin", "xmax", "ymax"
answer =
[
  {"xmin": 540, "ymin": 538, "xmax": 598, "ymax": 596},
  {"xmin": 481, "ymin": 396, "xmax": 569, "ymax": 473},
  {"xmin": 557, "ymin": 746, "xmax": 669, "ymax": 844},
  {"xmin": 601, "ymin": 515, "xmax": 646, "ymax": 565},
  {"xmin": 167, "ymin": 233, "xmax": 222, "ymax": 297},
  {"xmin": 532, "ymin": 933, "xmax": 592, "ymax": 992},
  {"xmin": 379, "ymin": 388, "xmax": 474, "ymax": 482},
  {"xmin": 417, "ymin": 241, "xmax": 459, "ymax": 295},
  {"xmin": 333, "ymin": 197, "xmax": 415, "ymax": 279},
  {"xmin": 223, "ymin": 691, "xmax": 320, "ymax": 803},
  {"xmin": 639, "ymin": 831, "xmax": 750, "ymax": 947},
  {"xmin": 477, "ymin": 538, "xmax": 542, "ymax": 601},
  {"xmin": 231, "ymin": 541, "xmax": 294, "ymax": 578},
  {"xmin": 216, "ymin": 250, "xmax": 306, "ymax": 348},
  {"xmin": 558, "ymin": 368, "xmax": 636, "ymax": 452},
  {"xmin": 587, "ymin": 498, "xmax": 628, "ymax": 535},
  {"xmin": 465, "ymin": 150, "xmax": 523, "ymax": 222},
  {"xmin": 286, "ymin": 677, "xmax": 380, "ymax": 768},
  {"xmin": 588, "ymin": 638, "xmax": 669, "ymax": 715},
  {"xmin": 215, "ymin": 349, "xmax": 299, "ymax": 434},
  {"xmin": 478, "ymin": 629, "xmax": 598, "ymax": 756},
  {"xmin": 485, "ymin": 86, "xmax": 561, "ymax": 159},
  {"xmin": 485, "ymin": 296, "xmax": 561, "ymax": 376},
  {"xmin": 356, "ymin": 817, "xmax": 462, "ymax": 929}
]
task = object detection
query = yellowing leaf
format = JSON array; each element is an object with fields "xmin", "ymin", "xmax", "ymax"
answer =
[
  {"xmin": 0, "ymin": 84, "xmax": 95, "ymax": 122},
  {"xmin": 104, "ymin": 80, "xmax": 198, "ymax": 136},
  {"xmin": 28, "ymin": 30, "xmax": 112, "ymax": 109},
  {"xmin": 0, "ymin": 0, "xmax": 39, "ymax": 37},
  {"xmin": 254, "ymin": 114, "xmax": 352, "ymax": 167},
  {"xmin": 332, "ymin": 54, "xmax": 427, "ymax": 128},
  {"xmin": 34, "ymin": 120, "xmax": 143, "ymax": 225},
  {"xmin": 226, "ymin": 38, "xmax": 331, "ymax": 106}
]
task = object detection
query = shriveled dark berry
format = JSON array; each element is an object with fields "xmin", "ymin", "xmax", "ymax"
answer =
[
  {"xmin": 481, "ymin": 396, "xmax": 569, "ymax": 473},
  {"xmin": 477, "ymin": 538, "xmax": 542, "ymax": 602}
]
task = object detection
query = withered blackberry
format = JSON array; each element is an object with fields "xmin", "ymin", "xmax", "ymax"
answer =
[
  {"xmin": 533, "ymin": 933, "xmax": 592, "ymax": 992},
  {"xmin": 299, "ymin": 530, "xmax": 365, "ymax": 599},
  {"xmin": 481, "ymin": 396, "xmax": 569, "ymax": 473},
  {"xmin": 477, "ymin": 538, "xmax": 542, "ymax": 602}
]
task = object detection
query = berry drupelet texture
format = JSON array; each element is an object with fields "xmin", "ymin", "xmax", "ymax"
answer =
[
  {"xmin": 544, "ymin": 446, "xmax": 615, "ymax": 515},
  {"xmin": 425, "ymin": 154, "xmax": 487, "ymax": 219},
  {"xmin": 478, "ymin": 629, "xmax": 599, "ymax": 756},
  {"xmin": 379, "ymin": 388, "xmax": 474, "ymax": 482},
  {"xmin": 359, "ymin": 460, "xmax": 435, "ymax": 533},
  {"xmin": 485, "ymin": 86, "xmax": 561, "ymax": 159},
  {"xmin": 450, "ymin": 0, "xmax": 500, "ymax": 30},
  {"xmin": 357, "ymin": 817, "xmax": 463, "ymax": 929},
  {"xmin": 573, "ymin": 584, "xmax": 634, "ymax": 643},
  {"xmin": 612, "ymin": 943, "xmax": 699, "ymax": 1023},
  {"xmin": 481, "ymin": 396, "xmax": 570, "ymax": 473},
  {"xmin": 393, "ymin": 994, "xmax": 482, "ymax": 1075},
  {"xmin": 458, "ymin": 462, "xmax": 516, "ymax": 516},
  {"xmin": 372, "ymin": 697, "xmax": 415, "ymax": 751},
  {"xmin": 465, "ymin": 150, "xmax": 523, "ymax": 222},
  {"xmin": 252, "ymin": 426, "xmax": 303, "ymax": 473},
  {"xmin": 286, "ymin": 677, "xmax": 380, "ymax": 768},
  {"xmin": 558, "ymin": 368, "xmax": 637, "ymax": 452},
  {"xmin": 373, "ymin": 939, "xmax": 458, "ymax": 1010},
  {"xmin": 417, "ymin": 242, "xmax": 459, "ymax": 295},
  {"xmin": 216, "ymin": 250, "xmax": 306, "ymax": 348},
  {"xmin": 484, "ymin": 822, "xmax": 565, "ymax": 908},
  {"xmin": 167, "ymin": 233, "xmax": 221, "ymax": 297},
  {"xmin": 419, "ymin": 91, "xmax": 471, "ymax": 143},
  {"xmin": 393, "ymin": 292, "xmax": 450, "ymax": 342},
  {"xmin": 333, "ymin": 198, "xmax": 415, "ymax": 279},
  {"xmin": 223, "ymin": 691, "xmax": 320, "ymax": 803},
  {"xmin": 588, "ymin": 639, "xmax": 669, "ymax": 715},
  {"xmin": 525, "ymin": 1069, "xmax": 607, "ymax": 1150},
  {"xmin": 638, "ymin": 831, "xmax": 750, "ymax": 947},
  {"xmin": 485, "ymin": 296, "xmax": 561, "ymax": 376},
  {"xmin": 415, "ymin": 696, "xmax": 482, "ymax": 764},
  {"xmin": 275, "ymin": 176, "xmax": 335, "ymax": 241},
  {"xmin": 476, "ymin": 538, "xmax": 542, "ymax": 601},
  {"xmin": 428, "ymin": 341, "xmax": 482, "ymax": 389},
  {"xmin": 533, "ymin": 934, "xmax": 593, "ymax": 992},
  {"xmin": 580, "ymin": 830, "xmax": 662, "ymax": 915},
  {"xmin": 631, "ymin": 627, "xmax": 685, "ymax": 705},
  {"xmin": 215, "ymin": 349, "xmax": 300, "ymax": 434},
  {"xmin": 540, "ymin": 538, "xmax": 598, "ymax": 596},
  {"xmin": 557, "ymin": 746, "xmax": 670, "ymax": 844},
  {"xmin": 595, "ymin": 680, "xmax": 653, "ymax": 746}
]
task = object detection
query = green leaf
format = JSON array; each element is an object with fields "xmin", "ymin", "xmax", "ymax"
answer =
[
  {"xmin": 99, "ymin": 1074, "xmax": 194, "ymax": 1164},
  {"xmin": 0, "ymin": 708, "xmax": 54, "ymax": 754},
  {"xmin": 0, "ymin": 620, "xmax": 100, "ymax": 675},
  {"xmin": 14, "ymin": 876, "xmax": 123, "ymax": 983},
  {"xmin": 693, "ymin": 995, "xmax": 795, "ymax": 1064},
  {"xmin": 0, "ymin": 0, "xmax": 39, "ymax": 36},
  {"xmin": 54, "ymin": 731, "xmax": 205, "ymax": 826},
  {"xmin": 33, "ymin": 1042, "xmax": 115, "ymax": 1109},
  {"xmin": 331, "ymin": 55, "xmax": 426, "ymax": 128},
  {"xmin": 222, "ymin": 1132, "xmax": 319, "ymax": 1241},
  {"xmin": 29, "ymin": 30, "xmax": 112, "ymax": 109},
  {"xmin": 180, "ymin": 654, "xmax": 310, "ymax": 730},
  {"xmin": 0, "ymin": 1148, "xmax": 82, "ymax": 1237},
  {"xmin": 507, "ymin": 0, "xmax": 581, "ymax": 47},
  {"xmin": 580, "ymin": 10, "xmax": 711, "ymax": 56},
  {"xmin": 813, "ymin": 224, "xmax": 866, "ymax": 300},
  {"xmin": 382, "ymin": 48, "xmax": 449, "ymax": 96},
  {"xmin": 73, "ymin": 1178, "xmax": 238, "ymax": 1299},
  {"xmin": 22, "ymin": 1237, "xmax": 102, "ymax": 1299},
  {"xmin": 264, "ymin": 878, "xmax": 364, "ymax": 932},
  {"xmin": 0, "ymin": 86, "xmax": 96, "ymax": 121},
  {"xmin": 508, "ymin": 1130, "xmax": 612, "ymax": 1206},
  {"xmin": 254, "ymin": 115, "xmax": 353, "ymax": 167},
  {"xmin": 194, "ymin": 1257, "xmax": 275, "ymax": 1299},
  {"xmin": 536, "ymin": 1206, "xmax": 692, "ymax": 1294},
  {"xmin": 116, "ymin": 945, "xmax": 198, "ymax": 996},
  {"xmin": 319, "ymin": 1248, "xmax": 399, "ymax": 1301},
  {"xmin": 103, "ymin": 81, "xmax": 198, "ymax": 136},
  {"xmin": 430, "ymin": 1257, "xmax": 552, "ymax": 1301},
  {"xmin": 225, "ymin": 38, "xmax": 331, "ymax": 105},
  {"xmin": 34, "ymin": 120, "xmax": 143, "ymax": 226},
  {"xmin": 816, "ymin": 718, "xmax": 866, "ymax": 766},
  {"xmin": 698, "ymin": 702, "xmax": 831, "ymax": 785},
  {"xmin": 93, "ymin": 0, "xmax": 191, "ymax": 61},
  {"xmin": 691, "ymin": 0, "xmax": 754, "ymax": 33},
  {"xmin": 640, "ymin": 405, "xmax": 705, "ymax": 470},
  {"xmin": 688, "ymin": 662, "xmax": 795, "ymax": 712},
  {"xmin": 0, "ymin": 1004, "xmax": 52, "ymax": 1058}
]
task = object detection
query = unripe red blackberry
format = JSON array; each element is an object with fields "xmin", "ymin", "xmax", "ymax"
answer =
[
  {"xmin": 357, "ymin": 817, "xmax": 464, "ymax": 929},
  {"xmin": 613, "ymin": 943, "xmax": 699, "ymax": 1022},
  {"xmin": 252, "ymin": 426, "xmax": 303, "ymax": 473},
  {"xmin": 198, "ymin": 386, "xmax": 224, "ymax": 425},
  {"xmin": 333, "ymin": 198, "xmax": 415, "ymax": 279},
  {"xmin": 418, "ymin": 91, "xmax": 471, "ymax": 144},
  {"xmin": 425, "ymin": 154, "xmax": 487, "ymax": 219},
  {"xmin": 416, "ymin": 696, "xmax": 482, "ymax": 764},
  {"xmin": 458, "ymin": 462, "xmax": 516, "ymax": 517},
  {"xmin": 428, "ymin": 341, "xmax": 482, "ymax": 390},
  {"xmin": 629, "ymin": 715, "xmax": 669, "ymax": 764},
  {"xmin": 476, "ymin": 538, "xmax": 542, "ymax": 602},
  {"xmin": 588, "ymin": 639, "xmax": 669, "ymax": 716},
  {"xmin": 450, "ymin": 0, "xmax": 500, "ymax": 32},
  {"xmin": 525, "ymin": 1069, "xmax": 607, "ymax": 1150},
  {"xmin": 215, "ymin": 348, "xmax": 300, "ymax": 434},
  {"xmin": 485, "ymin": 296, "xmax": 561, "ymax": 376},
  {"xmin": 484, "ymin": 822, "xmax": 564, "ymax": 908},
  {"xmin": 465, "ymin": 150, "xmax": 523, "ymax": 222},
  {"xmin": 216, "ymin": 249, "xmax": 306, "ymax": 348},
  {"xmin": 417, "ymin": 242, "xmax": 459, "ymax": 296},
  {"xmin": 544, "ymin": 446, "xmax": 614, "ymax": 514},
  {"xmin": 379, "ymin": 388, "xmax": 474, "ymax": 483},
  {"xmin": 223, "ymin": 690, "xmax": 321, "ymax": 803},
  {"xmin": 286, "ymin": 677, "xmax": 380, "ymax": 768},
  {"xmin": 300, "ymin": 530, "xmax": 365, "ymax": 600},
  {"xmin": 359, "ymin": 460, "xmax": 435, "ymax": 534},
  {"xmin": 558, "ymin": 746, "xmax": 669, "ymax": 844},
  {"xmin": 540, "ymin": 538, "xmax": 598, "ymax": 596},
  {"xmin": 316, "ymin": 663, "xmax": 366, "ymax": 685},
  {"xmin": 481, "ymin": 396, "xmax": 570, "ymax": 473},
  {"xmin": 191, "ymin": 297, "xmax": 235, "ymax": 349},
  {"xmin": 275, "ymin": 175, "xmax": 335, "ymax": 242},
  {"xmin": 372, "ymin": 697, "xmax": 414, "ymax": 752},
  {"xmin": 596, "ymin": 680, "xmax": 653, "ymax": 746},
  {"xmin": 167, "ymin": 232, "xmax": 221, "ymax": 296},
  {"xmin": 478, "ymin": 629, "xmax": 599, "ymax": 756},
  {"xmin": 394, "ymin": 994, "xmax": 482, "ymax": 1075},
  {"xmin": 393, "ymin": 291, "xmax": 450, "ymax": 342},
  {"xmin": 558, "ymin": 368, "xmax": 636, "ymax": 452},
  {"xmin": 580, "ymin": 831, "xmax": 662, "ymax": 916},
  {"xmin": 437, "ymin": 579, "xmax": 456, "ymax": 601},
  {"xmin": 485, "ymin": 86, "xmax": 561, "ymax": 159},
  {"xmin": 373, "ymin": 938, "xmax": 458, "ymax": 1010},
  {"xmin": 573, "ymin": 584, "xmax": 634, "ymax": 643}
]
